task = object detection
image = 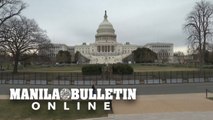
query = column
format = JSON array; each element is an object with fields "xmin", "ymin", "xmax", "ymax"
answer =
[
  {"xmin": 100, "ymin": 46, "xmax": 102, "ymax": 52},
  {"xmin": 110, "ymin": 46, "xmax": 112, "ymax": 52}
]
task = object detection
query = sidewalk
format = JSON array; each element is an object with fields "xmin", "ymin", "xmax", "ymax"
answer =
[
  {"xmin": 111, "ymin": 112, "xmax": 213, "ymax": 120},
  {"xmin": 112, "ymin": 93, "xmax": 213, "ymax": 114},
  {"xmin": 80, "ymin": 93, "xmax": 213, "ymax": 120},
  {"xmin": 79, "ymin": 112, "xmax": 213, "ymax": 120}
]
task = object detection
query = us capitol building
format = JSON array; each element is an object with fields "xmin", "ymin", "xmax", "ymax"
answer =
[
  {"xmin": 75, "ymin": 11, "xmax": 138, "ymax": 64},
  {"xmin": 46, "ymin": 11, "xmax": 174, "ymax": 64}
]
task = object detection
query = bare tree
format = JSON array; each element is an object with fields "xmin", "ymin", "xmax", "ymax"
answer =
[
  {"xmin": 0, "ymin": 0, "xmax": 26, "ymax": 47},
  {"xmin": 0, "ymin": 0, "xmax": 26, "ymax": 26},
  {"xmin": 174, "ymin": 51, "xmax": 185, "ymax": 64},
  {"xmin": 0, "ymin": 16, "xmax": 51, "ymax": 73},
  {"xmin": 184, "ymin": 0, "xmax": 213, "ymax": 65},
  {"xmin": 157, "ymin": 50, "xmax": 169, "ymax": 63}
]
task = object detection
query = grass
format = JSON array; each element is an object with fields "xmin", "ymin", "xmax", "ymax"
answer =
[
  {"xmin": 0, "ymin": 100, "xmax": 108, "ymax": 120},
  {"xmin": 131, "ymin": 64, "xmax": 198, "ymax": 72},
  {"xmin": 2, "ymin": 64, "xmax": 203, "ymax": 73},
  {"xmin": 19, "ymin": 65, "xmax": 83, "ymax": 72}
]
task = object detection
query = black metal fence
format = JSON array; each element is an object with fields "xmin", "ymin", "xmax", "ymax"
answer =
[
  {"xmin": 206, "ymin": 89, "xmax": 213, "ymax": 99},
  {"xmin": 1, "ymin": 71, "xmax": 213, "ymax": 85}
]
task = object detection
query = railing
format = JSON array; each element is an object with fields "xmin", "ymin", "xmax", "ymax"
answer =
[
  {"xmin": 206, "ymin": 89, "xmax": 213, "ymax": 99},
  {"xmin": 0, "ymin": 71, "xmax": 213, "ymax": 85}
]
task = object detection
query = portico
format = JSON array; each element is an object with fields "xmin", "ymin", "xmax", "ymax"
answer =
[{"xmin": 97, "ymin": 45, "xmax": 114, "ymax": 53}]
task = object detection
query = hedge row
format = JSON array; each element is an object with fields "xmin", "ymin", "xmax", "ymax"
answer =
[
  {"xmin": 82, "ymin": 64, "xmax": 103, "ymax": 75},
  {"xmin": 82, "ymin": 64, "xmax": 133, "ymax": 75},
  {"xmin": 112, "ymin": 64, "xmax": 133, "ymax": 75}
]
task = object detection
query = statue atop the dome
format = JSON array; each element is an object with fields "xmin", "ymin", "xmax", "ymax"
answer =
[{"xmin": 104, "ymin": 10, "xmax": 108, "ymax": 19}]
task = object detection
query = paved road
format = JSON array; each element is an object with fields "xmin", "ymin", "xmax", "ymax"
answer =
[
  {"xmin": 0, "ymin": 83, "xmax": 213, "ymax": 95},
  {"xmin": 80, "ymin": 112, "xmax": 213, "ymax": 120}
]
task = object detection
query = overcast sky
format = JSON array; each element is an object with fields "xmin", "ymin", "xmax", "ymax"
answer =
[{"xmin": 22, "ymin": 0, "xmax": 211, "ymax": 53}]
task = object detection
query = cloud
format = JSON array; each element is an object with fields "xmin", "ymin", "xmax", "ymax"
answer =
[{"xmin": 22, "ymin": 0, "xmax": 204, "ymax": 53}]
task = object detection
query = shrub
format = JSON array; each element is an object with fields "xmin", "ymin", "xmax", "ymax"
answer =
[
  {"xmin": 82, "ymin": 64, "xmax": 103, "ymax": 75},
  {"xmin": 112, "ymin": 64, "xmax": 133, "ymax": 75}
]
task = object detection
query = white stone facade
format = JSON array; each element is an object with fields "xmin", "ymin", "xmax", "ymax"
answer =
[
  {"xmin": 144, "ymin": 43, "xmax": 174, "ymax": 63},
  {"xmin": 74, "ymin": 11, "xmax": 175, "ymax": 64},
  {"xmin": 39, "ymin": 12, "xmax": 175, "ymax": 64},
  {"xmin": 75, "ymin": 11, "xmax": 138, "ymax": 64}
]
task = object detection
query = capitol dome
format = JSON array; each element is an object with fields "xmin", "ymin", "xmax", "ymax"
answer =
[{"xmin": 95, "ymin": 11, "xmax": 117, "ymax": 42}]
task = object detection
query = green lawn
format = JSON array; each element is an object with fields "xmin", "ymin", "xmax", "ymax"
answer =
[
  {"xmin": 131, "ymin": 64, "xmax": 198, "ymax": 72},
  {"xmin": 3, "ymin": 64, "xmax": 202, "ymax": 72},
  {"xmin": 0, "ymin": 100, "xmax": 108, "ymax": 120},
  {"xmin": 19, "ymin": 65, "xmax": 83, "ymax": 72}
]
